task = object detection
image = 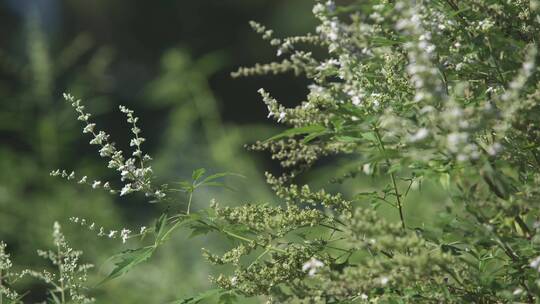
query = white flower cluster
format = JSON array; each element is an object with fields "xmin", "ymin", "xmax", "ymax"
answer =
[
  {"xmin": 0, "ymin": 241, "xmax": 19, "ymax": 301},
  {"xmin": 54, "ymin": 94, "xmax": 166, "ymax": 202},
  {"xmin": 259, "ymin": 88, "xmax": 287, "ymax": 123},
  {"xmin": 314, "ymin": 1, "xmax": 343, "ymax": 53},
  {"xmin": 23, "ymin": 222, "xmax": 96, "ymax": 303},
  {"xmin": 69, "ymin": 217, "xmax": 145, "ymax": 244}
]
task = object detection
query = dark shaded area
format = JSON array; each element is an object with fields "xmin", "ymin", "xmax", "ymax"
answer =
[{"xmin": 0, "ymin": 0, "xmax": 314, "ymax": 124}]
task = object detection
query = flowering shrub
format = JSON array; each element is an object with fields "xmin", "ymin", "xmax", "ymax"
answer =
[{"xmin": 2, "ymin": 0, "xmax": 540, "ymax": 303}]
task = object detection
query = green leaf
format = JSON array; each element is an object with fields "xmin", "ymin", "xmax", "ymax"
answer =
[
  {"xmin": 439, "ymin": 173, "xmax": 450, "ymax": 190},
  {"xmin": 154, "ymin": 213, "xmax": 169, "ymax": 242},
  {"xmin": 187, "ymin": 220, "xmax": 217, "ymax": 238},
  {"xmin": 266, "ymin": 125, "xmax": 326, "ymax": 142},
  {"xmin": 218, "ymin": 292, "xmax": 238, "ymax": 304},
  {"xmin": 334, "ymin": 136, "xmax": 361, "ymax": 143},
  {"xmin": 199, "ymin": 181, "xmax": 236, "ymax": 192},
  {"xmin": 100, "ymin": 246, "xmax": 155, "ymax": 284},
  {"xmin": 361, "ymin": 132, "xmax": 378, "ymax": 143},
  {"xmin": 192, "ymin": 168, "xmax": 206, "ymax": 182},
  {"xmin": 198, "ymin": 172, "xmax": 244, "ymax": 187},
  {"xmin": 170, "ymin": 288, "xmax": 224, "ymax": 304},
  {"xmin": 303, "ymin": 131, "xmax": 328, "ymax": 143}
]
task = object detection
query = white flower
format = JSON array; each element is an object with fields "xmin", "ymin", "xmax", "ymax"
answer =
[
  {"xmin": 130, "ymin": 137, "xmax": 145, "ymax": 147},
  {"xmin": 487, "ymin": 143, "xmax": 502, "ymax": 156},
  {"xmin": 380, "ymin": 276, "xmax": 390, "ymax": 286},
  {"xmin": 351, "ymin": 95, "xmax": 362, "ymax": 106},
  {"xmin": 83, "ymin": 123, "xmax": 96, "ymax": 134},
  {"xmin": 360, "ymin": 293, "xmax": 368, "ymax": 300},
  {"xmin": 120, "ymin": 183, "xmax": 133, "ymax": 196},
  {"xmin": 140, "ymin": 226, "xmax": 147, "ymax": 234},
  {"xmin": 530, "ymin": 256, "xmax": 540, "ymax": 271},
  {"xmin": 108, "ymin": 230, "xmax": 117, "ymax": 238},
  {"xmin": 90, "ymin": 131, "xmax": 108, "ymax": 145},
  {"xmin": 120, "ymin": 229, "xmax": 131, "ymax": 244},
  {"xmin": 154, "ymin": 190, "xmax": 166, "ymax": 199},
  {"xmin": 312, "ymin": 3, "xmax": 325, "ymax": 15},
  {"xmin": 92, "ymin": 181, "xmax": 101, "ymax": 189},
  {"xmin": 362, "ymin": 164, "xmax": 373, "ymax": 175},
  {"xmin": 78, "ymin": 176, "xmax": 88, "ymax": 184},
  {"xmin": 277, "ymin": 112, "xmax": 286, "ymax": 123},
  {"xmin": 302, "ymin": 257, "xmax": 324, "ymax": 276},
  {"xmin": 409, "ymin": 128, "xmax": 429, "ymax": 142}
]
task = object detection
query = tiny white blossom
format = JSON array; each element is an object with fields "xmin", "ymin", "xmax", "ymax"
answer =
[
  {"xmin": 120, "ymin": 183, "xmax": 133, "ymax": 196},
  {"xmin": 277, "ymin": 111, "xmax": 286, "ymax": 123},
  {"xmin": 409, "ymin": 128, "xmax": 429, "ymax": 142},
  {"xmin": 302, "ymin": 257, "xmax": 324, "ymax": 276},
  {"xmin": 83, "ymin": 123, "xmax": 96, "ymax": 134},
  {"xmin": 120, "ymin": 229, "xmax": 131, "ymax": 244},
  {"xmin": 92, "ymin": 181, "xmax": 101, "ymax": 189},
  {"xmin": 530, "ymin": 256, "xmax": 540, "ymax": 271}
]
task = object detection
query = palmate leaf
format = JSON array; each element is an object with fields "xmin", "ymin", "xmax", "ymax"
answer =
[
  {"xmin": 100, "ymin": 246, "xmax": 155, "ymax": 285},
  {"xmin": 187, "ymin": 220, "xmax": 218, "ymax": 239},
  {"xmin": 99, "ymin": 214, "xmax": 173, "ymax": 285}
]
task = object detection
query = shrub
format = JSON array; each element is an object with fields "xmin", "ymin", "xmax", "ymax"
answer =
[{"xmin": 2, "ymin": 0, "xmax": 540, "ymax": 303}]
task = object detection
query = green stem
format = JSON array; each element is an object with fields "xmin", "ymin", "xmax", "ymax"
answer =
[
  {"xmin": 373, "ymin": 128, "xmax": 406, "ymax": 230},
  {"xmin": 390, "ymin": 172, "xmax": 406, "ymax": 230},
  {"xmin": 58, "ymin": 245, "xmax": 65, "ymax": 304},
  {"xmin": 515, "ymin": 215, "xmax": 532, "ymax": 239},
  {"xmin": 186, "ymin": 191, "xmax": 193, "ymax": 215}
]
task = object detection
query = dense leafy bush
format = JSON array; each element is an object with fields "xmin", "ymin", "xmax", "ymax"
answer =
[{"xmin": 2, "ymin": 0, "xmax": 540, "ymax": 303}]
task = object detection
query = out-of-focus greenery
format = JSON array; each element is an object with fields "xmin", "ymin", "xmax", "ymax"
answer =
[{"xmin": 0, "ymin": 1, "xmax": 314, "ymax": 302}]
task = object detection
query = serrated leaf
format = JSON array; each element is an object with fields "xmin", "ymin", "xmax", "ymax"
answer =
[
  {"xmin": 187, "ymin": 220, "xmax": 217, "ymax": 238},
  {"xmin": 154, "ymin": 213, "xmax": 169, "ymax": 242},
  {"xmin": 100, "ymin": 246, "xmax": 155, "ymax": 284}
]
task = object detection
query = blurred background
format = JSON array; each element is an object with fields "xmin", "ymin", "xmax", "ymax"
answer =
[
  {"xmin": 0, "ymin": 0, "xmax": 316, "ymax": 302},
  {"xmin": 0, "ymin": 0, "xmax": 444, "ymax": 302}
]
